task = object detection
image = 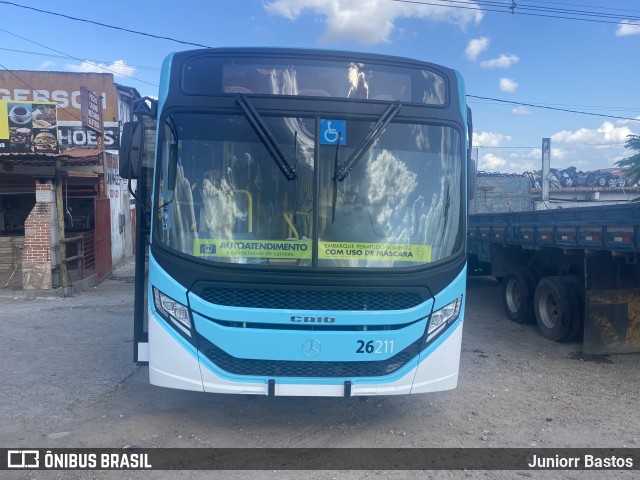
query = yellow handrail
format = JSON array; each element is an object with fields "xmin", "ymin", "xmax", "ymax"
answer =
[
  {"xmin": 233, "ymin": 190, "xmax": 253, "ymax": 233},
  {"xmin": 284, "ymin": 211, "xmax": 312, "ymax": 239}
]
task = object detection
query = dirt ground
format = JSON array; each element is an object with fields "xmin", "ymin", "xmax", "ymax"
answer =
[{"xmin": 1, "ymin": 262, "xmax": 638, "ymax": 480}]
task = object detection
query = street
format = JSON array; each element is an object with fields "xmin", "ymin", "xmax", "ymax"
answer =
[{"xmin": 1, "ymin": 263, "xmax": 639, "ymax": 480}]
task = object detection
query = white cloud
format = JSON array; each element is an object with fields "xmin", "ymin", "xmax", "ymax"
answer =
[
  {"xmin": 474, "ymin": 131, "xmax": 511, "ymax": 147},
  {"xmin": 551, "ymin": 121, "xmax": 634, "ymax": 146},
  {"xmin": 550, "ymin": 148, "xmax": 569, "ymax": 162},
  {"xmin": 616, "ymin": 20, "xmax": 640, "ymax": 37},
  {"xmin": 264, "ymin": 0, "xmax": 484, "ymax": 44},
  {"xmin": 65, "ymin": 60, "xmax": 135, "ymax": 78},
  {"xmin": 499, "ymin": 77, "xmax": 518, "ymax": 93},
  {"xmin": 512, "ymin": 106, "xmax": 531, "ymax": 115},
  {"xmin": 537, "ymin": 120, "xmax": 640, "ymax": 171},
  {"xmin": 480, "ymin": 53, "xmax": 520, "ymax": 68},
  {"xmin": 465, "ymin": 36, "xmax": 490, "ymax": 61},
  {"xmin": 616, "ymin": 116, "xmax": 640, "ymax": 126},
  {"xmin": 508, "ymin": 150, "xmax": 543, "ymax": 172},
  {"xmin": 476, "ymin": 127, "xmax": 640, "ymax": 173},
  {"xmin": 479, "ymin": 148, "xmax": 549, "ymax": 173},
  {"xmin": 479, "ymin": 152, "xmax": 506, "ymax": 170},
  {"xmin": 36, "ymin": 60, "xmax": 55, "ymax": 70}
]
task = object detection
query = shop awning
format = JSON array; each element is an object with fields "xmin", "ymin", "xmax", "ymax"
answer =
[{"xmin": 0, "ymin": 148, "xmax": 104, "ymax": 166}]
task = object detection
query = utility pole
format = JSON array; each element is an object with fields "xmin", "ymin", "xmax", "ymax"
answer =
[
  {"xmin": 55, "ymin": 157, "xmax": 68, "ymax": 289},
  {"xmin": 541, "ymin": 138, "xmax": 551, "ymax": 202}
]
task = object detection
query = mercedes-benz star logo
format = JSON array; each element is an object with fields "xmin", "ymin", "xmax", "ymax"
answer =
[{"xmin": 302, "ymin": 338, "xmax": 321, "ymax": 357}]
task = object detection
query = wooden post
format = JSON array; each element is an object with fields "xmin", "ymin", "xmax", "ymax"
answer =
[
  {"xmin": 78, "ymin": 237, "xmax": 84, "ymax": 279},
  {"xmin": 55, "ymin": 158, "xmax": 68, "ymax": 289}
]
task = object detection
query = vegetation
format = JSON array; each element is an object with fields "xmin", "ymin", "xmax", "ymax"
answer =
[{"xmin": 615, "ymin": 135, "xmax": 640, "ymax": 186}]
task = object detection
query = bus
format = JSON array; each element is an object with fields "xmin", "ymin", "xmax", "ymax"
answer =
[{"xmin": 120, "ymin": 47, "xmax": 473, "ymax": 397}]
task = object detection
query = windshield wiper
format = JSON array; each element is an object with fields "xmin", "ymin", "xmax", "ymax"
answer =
[
  {"xmin": 335, "ymin": 101, "xmax": 402, "ymax": 182},
  {"xmin": 331, "ymin": 132, "xmax": 342, "ymax": 224},
  {"xmin": 237, "ymin": 94, "xmax": 297, "ymax": 180}
]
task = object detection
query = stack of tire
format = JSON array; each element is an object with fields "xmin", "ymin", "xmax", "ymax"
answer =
[{"xmin": 529, "ymin": 168, "xmax": 627, "ymax": 189}]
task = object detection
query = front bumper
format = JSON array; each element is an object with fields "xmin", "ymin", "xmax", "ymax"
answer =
[{"xmin": 148, "ymin": 312, "xmax": 462, "ymax": 396}]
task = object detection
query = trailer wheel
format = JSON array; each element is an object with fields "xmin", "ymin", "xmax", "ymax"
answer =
[
  {"xmin": 502, "ymin": 268, "xmax": 537, "ymax": 324},
  {"xmin": 534, "ymin": 276, "xmax": 577, "ymax": 342},
  {"xmin": 565, "ymin": 275, "xmax": 585, "ymax": 340}
]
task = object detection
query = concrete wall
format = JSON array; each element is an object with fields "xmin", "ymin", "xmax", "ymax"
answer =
[
  {"xmin": 107, "ymin": 90, "xmax": 138, "ymax": 267},
  {"xmin": 107, "ymin": 152, "xmax": 136, "ymax": 266},
  {"xmin": 534, "ymin": 200, "xmax": 630, "ymax": 210},
  {"xmin": 470, "ymin": 175, "xmax": 533, "ymax": 214}
]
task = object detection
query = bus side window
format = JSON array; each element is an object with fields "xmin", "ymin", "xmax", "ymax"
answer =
[{"xmin": 168, "ymin": 164, "xmax": 197, "ymax": 252}]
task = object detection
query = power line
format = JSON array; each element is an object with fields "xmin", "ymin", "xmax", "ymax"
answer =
[
  {"xmin": 0, "ymin": 2, "xmax": 637, "ymax": 122},
  {"xmin": 0, "ymin": 47, "xmax": 160, "ymax": 71},
  {"xmin": 0, "ymin": 27, "xmax": 158, "ymax": 87},
  {"xmin": 2, "ymin": 29, "xmax": 636, "ymax": 122},
  {"xmin": 476, "ymin": 143, "xmax": 627, "ymax": 148},
  {"xmin": 0, "ymin": 0, "xmax": 212, "ymax": 49},
  {"xmin": 476, "ymin": 145, "xmax": 538, "ymax": 149},
  {"xmin": 0, "ymin": 61, "xmax": 82, "ymax": 122},
  {"xmin": 482, "ymin": 0, "xmax": 640, "ymax": 21},
  {"xmin": 518, "ymin": 0, "xmax": 640, "ymax": 16},
  {"xmin": 2, "ymin": 36, "xmax": 635, "ymax": 123},
  {"xmin": 467, "ymin": 95, "xmax": 640, "ymax": 122},
  {"xmin": 444, "ymin": 0, "xmax": 640, "ymax": 21},
  {"xmin": 390, "ymin": 0, "xmax": 640, "ymax": 25},
  {"xmin": 468, "ymin": 98, "xmax": 640, "ymax": 113},
  {"xmin": 2, "ymin": 0, "xmax": 639, "ymax": 48}
]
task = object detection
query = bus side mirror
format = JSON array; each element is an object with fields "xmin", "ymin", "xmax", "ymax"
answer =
[
  {"xmin": 119, "ymin": 121, "xmax": 143, "ymax": 180},
  {"xmin": 467, "ymin": 106, "xmax": 476, "ymax": 201},
  {"xmin": 468, "ymin": 155, "xmax": 477, "ymax": 201}
]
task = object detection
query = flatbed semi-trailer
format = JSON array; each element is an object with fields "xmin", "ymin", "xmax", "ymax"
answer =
[{"xmin": 467, "ymin": 202, "xmax": 640, "ymax": 354}]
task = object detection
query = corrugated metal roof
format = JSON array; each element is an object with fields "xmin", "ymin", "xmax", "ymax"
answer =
[{"xmin": 0, "ymin": 149, "xmax": 103, "ymax": 166}]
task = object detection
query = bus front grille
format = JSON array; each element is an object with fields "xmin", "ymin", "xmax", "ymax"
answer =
[
  {"xmin": 197, "ymin": 335, "xmax": 422, "ymax": 378},
  {"xmin": 198, "ymin": 287, "xmax": 424, "ymax": 311}
]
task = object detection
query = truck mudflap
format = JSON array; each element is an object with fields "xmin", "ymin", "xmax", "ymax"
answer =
[
  {"xmin": 584, "ymin": 290, "xmax": 640, "ymax": 354},
  {"xmin": 584, "ymin": 252, "xmax": 640, "ymax": 354}
]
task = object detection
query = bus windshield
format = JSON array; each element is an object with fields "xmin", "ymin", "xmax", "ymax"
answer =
[{"xmin": 154, "ymin": 112, "xmax": 462, "ymax": 268}]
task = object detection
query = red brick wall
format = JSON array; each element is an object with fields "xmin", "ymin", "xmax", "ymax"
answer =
[{"xmin": 22, "ymin": 180, "xmax": 53, "ymax": 289}]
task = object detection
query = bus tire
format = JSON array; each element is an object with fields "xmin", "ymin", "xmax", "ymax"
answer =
[
  {"xmin": 502, "ymin": 268, "xmax": 537, "ymax": 324},
  {"xmin": 534, "ymin": 276, "xmax": 576, "ymax": 342}
]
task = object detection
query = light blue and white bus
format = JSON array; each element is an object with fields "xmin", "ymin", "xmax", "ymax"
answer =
[{"xmin": 121, "ymin": 47, "xmax": 473, "ymax": 397}]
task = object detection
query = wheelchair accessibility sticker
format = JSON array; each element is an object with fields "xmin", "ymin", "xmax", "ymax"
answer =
[{"xmin": 320, "ymin": 119, "xmax": 346, "ymax": 145}]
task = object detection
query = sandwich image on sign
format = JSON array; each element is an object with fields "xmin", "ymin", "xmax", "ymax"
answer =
[{"xmin": 33, "ymin": 131, "xmax": 58, "ymax": 153}]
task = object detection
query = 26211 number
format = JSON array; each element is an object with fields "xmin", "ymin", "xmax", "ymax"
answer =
[{"xmin": 355, "ymin": 340, "xmax": 394, "ymax": 354}]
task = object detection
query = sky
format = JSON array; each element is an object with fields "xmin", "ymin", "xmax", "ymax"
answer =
[{"xmin": 0, "ymin": 0, "xmax": 638, "ymax": 174}]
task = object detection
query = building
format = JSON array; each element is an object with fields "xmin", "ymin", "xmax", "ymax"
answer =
[{"xmin": 0, "ymin": 71, "xmax": 140, "ymax": 291}]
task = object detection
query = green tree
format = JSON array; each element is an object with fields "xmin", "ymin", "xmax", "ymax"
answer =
[{"xmin": 616, "ymin": 134, "xmax": 640, "ymax": 186}]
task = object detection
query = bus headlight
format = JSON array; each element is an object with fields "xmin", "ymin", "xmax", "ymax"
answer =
[
  {"xmin": 153, "ymin": 287, "xmax": 192, "ymax": 336},
  {"xmin": 427, "ymin": 296, "xmax": 463, "ymax": 341}
]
